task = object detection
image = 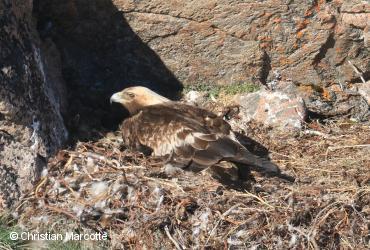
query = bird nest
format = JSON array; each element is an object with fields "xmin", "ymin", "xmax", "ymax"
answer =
[{"xmin": 14, "ymin": 120, "xmax": 370, "ymax": 249}]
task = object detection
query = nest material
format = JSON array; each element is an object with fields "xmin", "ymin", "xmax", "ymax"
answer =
[{"xmin": 15, "ymin": 120, "xmax": 370, "ymax": 249}]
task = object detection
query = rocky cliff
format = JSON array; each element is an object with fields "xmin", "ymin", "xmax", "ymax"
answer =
[
  {"xmin": 0, "ymin": 0, "xmax": 67, "ymax": 208},
  {"xmin": 0, "ymin": 0, "xmax": 369, "ymax": 208},
  {"xmin": 36, "ymin": 0, "xmax": 369, "ymax": 120}
]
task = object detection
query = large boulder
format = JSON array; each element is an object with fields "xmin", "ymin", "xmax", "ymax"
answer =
[
  {"xmin": 235, "ymin": 83, "xmax": 307, "ymax": 130},
  {"xmin": 0, "ymin": 0, "xmax": 67, "ymax": 208}
]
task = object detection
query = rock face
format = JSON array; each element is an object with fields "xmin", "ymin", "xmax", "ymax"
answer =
[
  {"xmin": 0, "ymin": 0, "xmax": 369, "ymax": 208},
  {"xmin": 115, "ymin": 0, "xmax": 369, "ymax": 86},
  {"xmin": 32, "ymin": 0, "xmax": 369, "ymax": 125},
  {"xmin": 0, "ymin": 0, "xmax": 67, "ymax": 208}
]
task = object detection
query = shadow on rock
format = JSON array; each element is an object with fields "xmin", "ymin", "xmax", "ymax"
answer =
[{"xmin": 33, "ymin": 0, "xmax": 183, "ymax": 144}]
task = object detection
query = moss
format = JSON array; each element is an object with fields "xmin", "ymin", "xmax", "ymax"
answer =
[
  {"xmin": 0, "ymin": 213, "xmax": 28, "ymax": 250},
  {"xmin": 222, "ymin": 83, "xmax": 260, "ymax": 95}
]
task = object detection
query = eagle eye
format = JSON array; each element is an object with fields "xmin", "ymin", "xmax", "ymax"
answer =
[{"xmin": 126, "ymin": 92, "xmax": 135, "ymax": 98}]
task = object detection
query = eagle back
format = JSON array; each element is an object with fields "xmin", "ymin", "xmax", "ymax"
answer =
[{"xmin": 120, "ymin": 103, "xmax": 232, "ymax": 157}]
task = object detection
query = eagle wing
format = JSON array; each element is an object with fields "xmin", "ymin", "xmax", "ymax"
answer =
[
  {"xmin": 120, "ymin": 103, "xmax": 230, "ymax": 161},
  {"xmin": 120, "ymin": 103, "xmax": 281, "ymax": 175}
]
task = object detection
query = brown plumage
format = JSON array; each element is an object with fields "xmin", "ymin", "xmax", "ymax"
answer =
[{"xmin": 110, "ymin": 86, "xmax": 288, "ymax": 178}]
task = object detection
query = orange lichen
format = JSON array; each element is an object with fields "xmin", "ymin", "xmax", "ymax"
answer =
[
  {"xmin": 317, "ymin": 0, "xmax": 326, "ymax": 10},
  {"xmin": 296, "ymin": 30, "xmax": 305, "ymax": 39},
  {"xmin": 304, "ymin": 0, "xmax": 325, "ymax": 18},
  {"xmin": 304, "ymin": 9, "xmax": 313, "ymax": 17},
  {"xmin": 275, "ymin": 46, "xmax": 286, "ymax": 53},
  {"xmin": 322, "ymin": 88, "xmax": 332, "ymax": 101},
  {"xmin": 335, "ymin": 47, "xmax": 342, "ymax": 53},
  {"xmin": 296, "ymin": 19, "xmax": 310, "ymax": 31},
  {"xmin": 279, "ymin": 57, "xmax": 292, "ymax": 66}
]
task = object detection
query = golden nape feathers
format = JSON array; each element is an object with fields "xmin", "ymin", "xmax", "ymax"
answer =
[
  {"xmin": 110, "ymin": 86, "xmax": 293, "ymax": 181},
  {"xmin": 110, "ymin": 86, "xmax": 170, "ymax": 115}
]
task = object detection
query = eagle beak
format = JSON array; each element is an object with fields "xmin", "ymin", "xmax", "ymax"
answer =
[{"xmin": 110, "ymin": 92, "xmax": 122, "ymax": 104}]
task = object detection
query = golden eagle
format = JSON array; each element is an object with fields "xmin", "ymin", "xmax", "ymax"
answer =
[{"xmin": 110, "ymin": 86, "xmax": 291, "ymax": 180}]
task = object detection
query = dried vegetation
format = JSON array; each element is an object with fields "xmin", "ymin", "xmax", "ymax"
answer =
[{"xmin": 11, "ymin": 119, "xmax": 370, "ymax": 249}]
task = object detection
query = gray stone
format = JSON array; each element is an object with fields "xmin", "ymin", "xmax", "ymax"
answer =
[
  {"xmin": 358, "ymin": 82, "xmax": 370, "ymax": 105},
  {"xmin": 235, "ymin": 82, "xmax": 307, "ymax": 130},
  {"xmin": 183, "ymin": 90, "xmax": 208, "ymax": 105}
]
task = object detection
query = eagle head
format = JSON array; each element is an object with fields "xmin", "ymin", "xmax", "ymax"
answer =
[{"xmin": 110, "ymin": 86, "xmax": 170, "ymax": 114}]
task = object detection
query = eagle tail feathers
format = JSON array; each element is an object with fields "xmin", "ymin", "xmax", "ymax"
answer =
[
  {"xmin": 230, "ymin": 148, "xmax": 295, "ymax": 182},
  {"xmin": 232, "ymin": 151, "xmax": 280, "ymax": 174}
]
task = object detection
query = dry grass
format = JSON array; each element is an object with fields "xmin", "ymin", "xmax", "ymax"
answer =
[{"xmin": 12, "ymin": 119, "xmax": 370, "ymax": 249}]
